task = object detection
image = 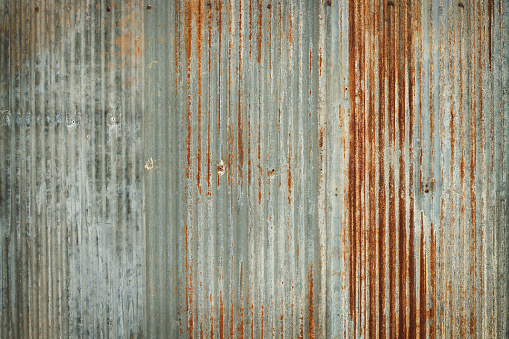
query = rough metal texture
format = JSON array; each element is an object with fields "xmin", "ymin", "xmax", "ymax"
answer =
[
  {"xmin": 0, "ymin": 0, "xmax": 144, "ymax": 337},
  {"xmin": 1, "ymin": 0, "xmax": 508, "ymax": 338}
]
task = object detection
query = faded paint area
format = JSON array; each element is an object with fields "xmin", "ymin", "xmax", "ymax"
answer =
[
  {"xmin": 0, "ymin": 0, "xmax": 508, "ymax": 338},
  {"xmin": 0, "ymin": 1, "xmax": 144, "ymax": 338}
]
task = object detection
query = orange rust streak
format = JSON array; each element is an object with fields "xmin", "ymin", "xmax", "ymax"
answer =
[
  {"xmin": 185, "ymin": 1, "xmax": 194, "ymax": 180},
  {"xmin": 207, "ymin": 6, "xmax": 212, "ymax": 192},
  {"xmin": 377, "ymin": 0, "xmax": 387, "ymax": 337},
  {"xmin": 239, "ymin": 262, "xmax": 244, "ymax": 339},
  {"xmin": 230, "ymin": 292, "xmax": 234, "ymax": 339},
  {"xmin": 217, "ymin": 0, "xmax": 222, "ymax": 134},
  {"xmin": 219, "ymin": 291, "xmax": 224, "ymax": 339},
  {"xmin": 257, "ymin": 0, "xmax": 263, "ymax": 63},
  {"xmin": 250, "ymin": 303, "xmax": 254, "ymax": 339},
  {"xmin": 419, "ymin": 219, "xmax": 427, "ymax": 339},
  {"xmin": 347, "ymin": 0, "xmax": 358, "ymax": 332},
  {"xmin": 288, "ymin": 145, "xmax": 292, "ymax": 204},
  {"xmin": 469, "ymin": 67, "xmax": 477, "ymax": 336},
  {"xmin": 196, "ymin": 0, "xmax": 204, "ymax": 195},
  {"xmin": 430, "ymin": 223, "xmax": 437, "ymax": 339},
  {"xmin": 367, "ymin": 0, "xmax": 379, "ymax": 336},
  {"xmin": 258, "ymin": 94, "xmax": 262, "ymax": 204},
  {"xmin": 408, "ymin": 1, "xmax": 418, "ymax": 336},
  {"xmin": 238, "ymin": 1, "xmax": 244, "ymax": 183},
  {"xmin": 308, "ymin": 268, "xmax": 315, "ymax": 339},
  {"xmin": 261, "ymin": 305, "xmax": 264, "ymax": 339},
  {"xmin": 210, "ymin": 294, "xmax": 214, "ymax": 339},
  {"xmin": 387, "ymin": 3, "xmax": 397, "ymax": 338},
  {"xmin": 183, "ymin": 1, "xmax": 195, "ymax": 336},
  {"xmin": 397, "ymin": 0, "xmax": 408, "ymax": 335}
]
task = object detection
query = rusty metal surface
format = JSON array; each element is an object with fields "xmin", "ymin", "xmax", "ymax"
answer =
[{"xmin": 1, "ymin": 0, "xmax": 508, "ymax": 338}]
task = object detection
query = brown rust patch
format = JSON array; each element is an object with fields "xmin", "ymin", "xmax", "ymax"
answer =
[{"xmin": 348, "ymin": 0, "xmax": 420, "ymax": 335}]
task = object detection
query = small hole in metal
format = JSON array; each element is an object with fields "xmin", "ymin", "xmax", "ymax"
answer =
[
  {"xmin": 147, "ymin": 4, "xmax": 151, "ymax": 9},
  {"xmin": 35, "ymin": 7, "xmax": 39, "ymax": 12},
  {"xmin": 387, "ymin": 0, "xmax": 394, "ymax": 6},
  {"xmin": 106, "ymin": 6, "xmax": 111, "ymax": 12},
  {"xmin": 267, "ymin": 3, "xmax": 272, "ymax": 9},
  {"xmin": 327, "ymin": 0, "xmax": 331, "ymax": 6},
  {"xmin": 458, "ymin": 2, "xmax": 464, "ymax": 8}
]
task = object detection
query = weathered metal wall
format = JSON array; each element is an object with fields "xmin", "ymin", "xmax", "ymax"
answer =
[
  {"xmin": 0, "ymin": 0, "xmax": 144, "ymax": 337},
  {"xmin": 1, "ymin": 0, "xmax": 508, "ymax": 338}
]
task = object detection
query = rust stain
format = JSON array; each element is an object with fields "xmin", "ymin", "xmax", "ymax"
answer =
[
  {"xmin": 210, "ymin": 294, "xmax": 214, "ymax": 339},
  {"xmin": 288, "ymin": 144, "xmax": 292, "ymax": 204},
  {"xmin": 185, "ymin": 0, "xmax": 194, "ymax": 180},
  {"xmin": 183, "ymin": 2, "xmax": 195, "ymax": 336},
  {"xmin": 197, "ymin": 0, "xmax": 204, "ymax": 195},
  {"xmin": 388, "ymin": 2, "xmax": 397, "ymax": 337},
  {"xmin": 318, "ymin": 128, "xmax": 324, "ymax": 149},
  {"xmin": 377, "ymin": 0, "xmax": 387, "ymax": 336},
  {"xmin": 308, "ymin": 267, "xmax": 315, "ymax": 339},
  {"xmin": 250, "ymin": 303, "xmax": 254, "ymax": 339},
  {"xmin": 261, "ymin": 305, "xmax": 264, "ymax": 339},
  {"xmin": 348, "ymin": 0, "xmax": 421, "ymax": 335},
  {"xmin": 397, "ymin": 0, "xmax": 408, "ymax": 336},
  {"xmin": 249, "ymin": 0, "xmax": 253, "ymax": 51},
  {"xmin": 288, "ymin": 9, "xmax": 293, "ymax": 46},
  {"xmin": 280, "ymin": 296, "xmax": 284, "ymax": 337},
  {"xmin": 217, "ymin": 0, "xmax": 223, "ymax": 134},
  {"xmin": 488, "ymin": 0, "xmax": 493, "ymax": 70},
  {"xmin": 238, "ymin": 0, "xmax": 244, "ymax": 183},
  {"xmin": 230, "ymin": 286, "xmax": 234, "ymax": 339},
  {"xmin": 419, "ymin": 219, "xmax": 427, "ymax": 339},
  {"xmin": 220, "ymin": 291, "xmax": 224, "ymax": 339},
  {"xmin": 207, "ymin": 7, "xmax": 213, "ymax": 192},
  {"xmin": 347, "ymin": 0, "xmax": 362, "ymax": 334},
  {"xmin": 430, "ymin": 223, "xmax": 437, "ymax": 339},
  {"xmin": 367, "ymin": 9, "xmax": 377, "ymax": 336},
  {"xmin": 257, "ymin": 0, "xmax": 263, "ymax": 64},
  {"xmin": 239, "ymin": 262, "xmax": 244, "ymax": 339},
  {"xmin": 469, "ymin": 66, "xmax": 477, "ymax": 335},
  {"xmin": 258, "ymin": 96, "xmax": 262, "ymax": 204}
]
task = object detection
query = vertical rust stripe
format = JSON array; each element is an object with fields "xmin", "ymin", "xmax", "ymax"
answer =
[{"xmin": 419, "ymin": 218, "xmax": 427, "ymax": 339}]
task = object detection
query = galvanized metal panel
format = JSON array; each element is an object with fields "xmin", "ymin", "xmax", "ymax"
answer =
[
  {"xmin": 1, "ymin": 0, "xmax": 508, "ymax": 338},
  {"xmin": 0, "ymin": 0, "xmax": 144, "ymax": 337}
]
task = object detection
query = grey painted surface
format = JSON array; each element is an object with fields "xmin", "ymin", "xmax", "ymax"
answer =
[{"xmin": 0, "ymin": 0, "xmax": 507, "ymax": 338}]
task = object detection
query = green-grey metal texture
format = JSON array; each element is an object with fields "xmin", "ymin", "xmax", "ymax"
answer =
[{"xmin": 0, "ymin": 0, "xmax": 508, "ymax": 338}]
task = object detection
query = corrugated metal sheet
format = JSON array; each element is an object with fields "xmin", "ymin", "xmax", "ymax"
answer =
[
  {"xmin": 0, "ymin": 0, "xmax": 507, "ymax": 338},
  {"xmin": 0, "ymin": 1, "xmax": 144, "ymax": 337}
]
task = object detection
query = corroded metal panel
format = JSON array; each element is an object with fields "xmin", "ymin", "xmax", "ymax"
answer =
[{"xmin": 1, "ymin": 0, "xmax": 507, "ymax": 338}]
